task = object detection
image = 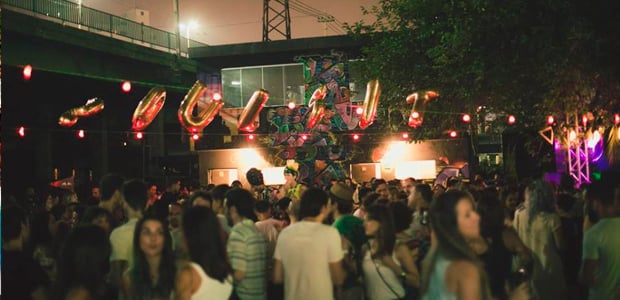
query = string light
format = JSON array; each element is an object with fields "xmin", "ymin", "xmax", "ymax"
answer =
[
  {"xmin": 301, "ymin": 134, "xmax": 308, "ymax": 140},
  {"xmin": 461, "ymin": 114, "xmax": 471, "ymax": 123},
  {"xmin": 352, "ymin": 134, "xmax": 360, "ymax": 141},
  {"xmin": 547, "ymin": 115, "xmax": 555, "ymax": 125},
  {"xmin": 288, "ymin": 102, "xmax": 296, "ymax": 110},
  {"xmin": 247, "ymin": 134, "xmax": 255, "ymax": 141},
  {"xmin": 121, "ymin": 81, "xmax": 132, "ymax": 93},
  {"xmin": 615, "ymin": 114, "xmax": 620, "ymax": 125},
  {"xmin": 449, "ymin": 131, "xmax": 458, "ymax": 138},
  {"xmin": 507, "ymin": 115, "xmax": 516, "ymax": 125},
  {"xmin": 212, "ymin": 92, "xmax": 222, "ymax": 101},
  {"xmin": 191, "ymin": 133, "xmax": 200, "ymax": 141},
  {"xmin": 77, "ymin": 129, "xmax": 85, "ymax": 139},
  {"xmin": 411, "ymin": 111, "xmax": 420, "ymax": 119},
  {"xmin": 23, "ymin": 65, "xmax": 33, "ymax": 80},
  {"xmin": 401, "ymin": 133, "xmax": 409, "ymax": 139},
  {"xmin": 582, "ymin": 115, "xmax": 588, "ymax": 126},
  {"xmin": 135, "ymin": 132, "xmax": 143, "ymax": 140},
  {"xmin": 17, "ymin": 126, "xmax": 26, "ymax": 138},
  {"xmin": 355, "ymin": 107, "xmax": 364, "ymax": 115}
]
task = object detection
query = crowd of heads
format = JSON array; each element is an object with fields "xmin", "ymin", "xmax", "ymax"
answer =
[{"xmin": 3, "ymin": 167, "xmax": 620, "ymax": 299}]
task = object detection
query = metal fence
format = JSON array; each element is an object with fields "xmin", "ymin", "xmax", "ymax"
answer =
[{"xmin": 2, "ymin": 0, "xmax": 206, "ymax": 53}]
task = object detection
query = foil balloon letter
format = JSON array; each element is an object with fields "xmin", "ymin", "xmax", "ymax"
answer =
[
  {"xmin": 359, "ymin": 80, "xmax": 381, "ymax": 129},
  {"xmin": 132, "ymin": 87, "xmax": 166, "ymax": 131},
  {"xmin": 58, "ymin": 97, "xmax": 105, "ymax": 127},
  {"xmin": 407, "ymin": 90, "xmax": 439, "ymax": 128},
  {"xmin": 178, "ymin": 81, "xmax": 224, "ymax": 133},
  {"xmin": 305, "ymin": 85, "xmax": 328, "ymax": 130},
  {"xmin": 238, "ymin": 89, "xmax": 269, "ymax": 132}
]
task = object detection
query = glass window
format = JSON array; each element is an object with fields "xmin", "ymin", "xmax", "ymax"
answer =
[
  {"xmin": 284, "ymin": 64, "xmax": 304, "ymax": 104},
  {"xmin": 348, "ymin": 60, "xmax": 366, "ymax": 102},
  {"xmin": 263, "ymin": 66, "xmax": 284, "ymax": 106},
  {"xmin": 241, "ymin": 68, "xmax": 262, "ymax": 105},
  {"xmin": 221, "ymin": 69, "xmax": 242, "ymax": 107}
]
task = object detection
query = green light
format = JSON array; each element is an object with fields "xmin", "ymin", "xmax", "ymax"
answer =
[{"xmin": 592, "ymin": 171, "xmax": 601, "ymax": 181}]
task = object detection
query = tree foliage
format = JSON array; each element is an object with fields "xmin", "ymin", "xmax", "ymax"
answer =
[{"xmin": 347, "ymin": 0, "xmax": 620, "ymax": 139}]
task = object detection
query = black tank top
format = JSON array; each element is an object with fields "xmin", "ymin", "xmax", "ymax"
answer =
[{"xmin": 479, "ymin": 233, "xmax": 513, "ymax": 300}]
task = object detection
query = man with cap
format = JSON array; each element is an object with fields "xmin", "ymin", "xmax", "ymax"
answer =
[
  {"xmin": 279, "ymin": 163, "xmax": 302, "ymax": 201},
  {"xmin": 330, "ymin": 182, "xmax": 367, "ymax": 299}
]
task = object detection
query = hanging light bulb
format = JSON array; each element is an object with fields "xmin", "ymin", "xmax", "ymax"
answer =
[
  {"xmin": 121, "ymin": 81, "xmax": 132, "ymax": 93},
  {"xmin": 23, "ymin": 65, "xmax": 33, "ymax": 80},
  {"xmin": 462, "ymin": 114, "xmax": 471, "ymax": 123},
  {"xmin": 17, "ymin": 126, "xmax": 26, "ymax": 138}
]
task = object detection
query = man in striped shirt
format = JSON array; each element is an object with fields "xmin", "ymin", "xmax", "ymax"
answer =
[{"xmin": 225, "ymin": 188, "xmax": 268, "ymax": 300}]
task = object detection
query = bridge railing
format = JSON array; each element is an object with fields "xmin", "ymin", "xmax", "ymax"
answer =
[{"xmin": 2, "ymin": 0, "xmax": 207, "ymax": 54}]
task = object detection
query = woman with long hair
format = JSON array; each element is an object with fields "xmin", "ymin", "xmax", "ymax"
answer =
[
  {"xmin": 175, "ymin": 206, "xmax": 232, "ymax": 300},
  {"xmin": 51, "ymin": 225, "xmax": 113, "ymax": 300},
  {"xmin": 475, "ymin": 187, "xmax": 532, "ymax": 300},
  {"xmin": 122, "ymin": 215, "xmax": 176, "ymax": 300},
  {"xmin": 362, "ymin": 204, "xmax": 419, "ymax": 300},
  {"xmin": 514, "ymin": 179, "xmax": 566, "ymax": 299},
  {"xmin": 421, "ymin": 190, "xmax": 493, "ymax": 300}
]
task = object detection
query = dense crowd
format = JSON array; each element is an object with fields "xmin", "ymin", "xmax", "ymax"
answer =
[{"xmin": 2, "ymin": 168, "xmax": 620, "ymax": 300}]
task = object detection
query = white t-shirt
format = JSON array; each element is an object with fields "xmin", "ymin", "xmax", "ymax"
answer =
[
  {"xmin": 109, "ymin": 218, "xmax": 138, "ymax": 267},
  {"xmin": 274, "ymin": 221, "xmax": 344, "ymax": 300},
  {"xmin": 582, "ymin": 217, "xmax": 620, "ymax": 300}
]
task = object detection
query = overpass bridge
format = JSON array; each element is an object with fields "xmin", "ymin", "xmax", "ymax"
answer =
[{"xmin": 2, "ymin": 0, "xmax": 209, "ymax": 90}]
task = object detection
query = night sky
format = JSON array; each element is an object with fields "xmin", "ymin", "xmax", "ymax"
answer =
[{"xmin": 81, "ymin": 0, "xmax": 379, "ymax": 45}]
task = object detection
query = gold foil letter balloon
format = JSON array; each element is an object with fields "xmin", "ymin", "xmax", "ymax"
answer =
[
  {"xmin": 359, "ymin": 80, "xmax": 381, "ymax": 129},
  {"xmin": 58, "ymin": 97, "xmax": 105, "ymax": 127},
  {"xmin": 305, "ymin": 85, "xmax": 328, "ymax": 130},
  {"xmin": 407, "ymin": 90, "xmax": 439, "ymax": 128},
  {"xmin": 238, "ymin": 89, "xmax": 270, "ymax": 132},
  {"xmin": 178, "ymin": 81, "xmax": 224, "ymax": 133},
  {"xmin": 132, "ymin": 87, "xmax": 166, "ymax": 131}
]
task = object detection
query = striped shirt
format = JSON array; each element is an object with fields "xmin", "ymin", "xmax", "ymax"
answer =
[{"xmin": 228, "ymin": 219, "xmax": 268, "ymax": 300}]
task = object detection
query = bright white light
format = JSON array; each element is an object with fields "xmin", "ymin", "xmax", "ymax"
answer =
[
  {"xmin": 231, "ymin": 81, "xmax": 241, "ymax": 86},
  {"xmin": 238, "ymin": 148, "xmax": 266, "ymax": 168},
  {"xmin": 587, "ymin": 131, "xmax": 601, "ymax": 149},
  {"xmin": 261, "ymin": 167, "xmax": 286, "ymax": 186},
  {"xmin": 395, "ymin": 160, "xmax": 437, "ymax": 180},
  {"xmin": 380, "ymin": 142, "xmax": 407, "ymax": 167},
  {"xmin": 569, "ymin": 130, "xmax": 577, "ymax": 142}
]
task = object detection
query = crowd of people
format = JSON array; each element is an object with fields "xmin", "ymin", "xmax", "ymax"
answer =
[{"xmin": 2, "ymin": 166, "xmax": 620, "ymax": 300}]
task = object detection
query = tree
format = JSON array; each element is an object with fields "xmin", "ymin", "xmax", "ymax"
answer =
[{"xmin": 347, "ymin": 0, "xmax": 620, "ymax": 140}]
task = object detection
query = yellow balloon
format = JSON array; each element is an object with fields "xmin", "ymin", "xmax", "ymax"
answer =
[
  {"xmin": 238, "ymin": 90, "xmax": 270, "ymax": 132},
  {"xmin": 58, "ymin": 98, "xmax": 105, "ymax": 127},
  {"xmin": 132, "ymin": 87, "xmax": 166, "ymax": 131},
  {"xmin": 178, "ymin": 81, "xmax": 223, "ymax": 133},
  {"xmin": 359, "ymin": 80, "xmax": 381, "ymax": 129}
]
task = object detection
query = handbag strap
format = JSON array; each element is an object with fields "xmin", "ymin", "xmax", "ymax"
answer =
[{"xmin": 366, "ymin": 242, "xmax": 403, "ymax": 300}]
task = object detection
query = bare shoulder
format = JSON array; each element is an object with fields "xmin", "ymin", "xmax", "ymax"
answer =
[{"xmin": 445, "ymin": 260, "xmax": 480, "ymax": 294}]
